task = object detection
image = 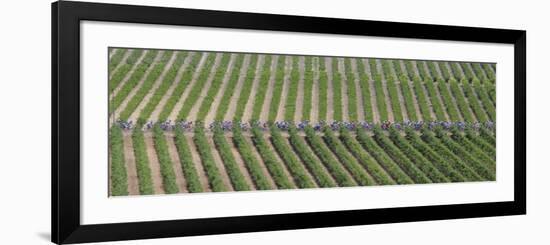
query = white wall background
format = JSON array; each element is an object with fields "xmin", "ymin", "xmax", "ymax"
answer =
[{"xmin": 0, "ymin": 0, "xmax": 547, "ymax": 244}]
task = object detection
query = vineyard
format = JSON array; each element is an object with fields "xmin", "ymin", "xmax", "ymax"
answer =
[{"xmin": 108, "ymin": 48, "xmax": 497, "ymax": 196}]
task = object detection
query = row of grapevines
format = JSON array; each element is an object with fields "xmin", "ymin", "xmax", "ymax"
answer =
[
  {"xmin": 372, "ymin": 64, "xmax": 389, "ymax": 122},
  {"xmin": 412, "ymin": 76, "xmax": 433, "ymax": 121},
  {"xmin": 322, "ymin": 128, "xmax": 375, "ymax": 185},
  {"xmin": 461, "ymin": 63, "xmax": 476, "ymax": 81},
  {"xmin": 402, "ymin": 128, "xmax": 466, "ymax": 182},
  {"xmin": 109, "ymin": 49, "xmax": 144, "ymax": 94},
  {"xmin": 304, "ymin": 127, "xmax": 355, "ymax": 186},
  {"xmin": 479, "ymin": 127, "xmax": 496, "ymax": 145},
  {"xmin": 387, "ymin": 128, "xmax": 448, "ymax": 182},
  {"xmin": 176, "ymin": 53, "xmax": 217, "ymax": 120},
  {"xmin": 482, "ymin": 63, "xmax": 496, "ymax": 83},
  {"xmin": 269, "ymin": 126, "xmax": 316, "ymax": 188},
  {"xmin": 284, "ymin": 56, "xmax": 300, "ymax": 121},
  {"xmin": 355, "ymin": 128, "xmax": 413, "ymax": 184},
  {"xmin": 193, "ymin": 124, "xmax": 228, "ymax": 192},
  {"xmin": 354, "ymin": 59, "xmax": 374, "ymax": 122},
  {"xmin": 173, "ymin": 127, "xmax": 203, "ymax": 192},
  {"xmin": 268, "ymin": 56, "xmax": 287, "ymax": 122},
  {"xmin": 318, "ymin": 57, "xmax": 329, "ymax": 121},
  {"xmin": 137, "ymin": 52, "xmax": 189, "ymax": 124},
  {"xmin": 157, "ymin": 52, "xmax": 202, "ymax": 122},
  {"xmin": 232, "ymin": 125, "xmax": 273, "ymax": 190},
  {"xmin": 251, "ymin": 55, "xmax": 273, "ymax": 120},
  {"xmin": 344, "ymin": 58, "xmax": 358, "ymax": 121},
  {"xmin": 485, "ymin": 83, "xmax": 496, "ymax": 105},
  {"xmin": 233, "ymin": 54, "xmax": 259, "ymax": 121},
  {"xmin": 392, "ymin": 60, "xmax": 405, "ymax": 77},
  {"xmin": 108, "ymin": 49, "xmax": 127, "ymax": 74},
  {"xmin": 472, "ymin": 78, "xmax": 496, "ymax": 121},
  {"xmin": 449, "ymin": 129, "xmax": 495, "ymax": 167},
  {"xmin": 215, "ymin": 54, "xmax": 246, "ymax": 121},
  {"xmin": 404, "ymin": 60, "xmax": 417, "ymax": 80},
  {"xmin": 471, "ymin": 63, "xmax": 489, "ymax": 82},
  {"xmin": 461, "ymin": 78, "xmax": 489, "ymax": 122},
  {"xmin": 195, "ymin": 54, "xmax": 232, "ymax": 121},
  {"xmin": 110, "ymin": 126, "xmax": 128, "ymax": 196},
  {"xmin": 398, "ymin": 75, "xmax": 419, "ymax": 121},
  {"xmin": 419, "ymin": 129, "xmax": 483, "ymax": 181},
  {"xmin": 339, "ymin": 129, "xmax": 395, "ymax": 185},
  {"xmin": 110, "ymin": 50, "xmax": 158, "ymax": 113},
  {"xmin": 331, "ymin": 58, "xmax": 343, "ymax": 121},
  {"xmin": 288, "ymin": 128, "xmax": 336, "ymax": 187},
  {"xmin": 368, "ymin": 59, "xmax": 380, "ymax": 78},
  {"xmin": 211, "ymin": 127, "xmax": 251, "ymax": 191},
  {"xmin": 382, "ymin": 61, "xmax": 404, "ymax": 122},
  {"xmin": 251, "ymin": 127, "xmax": 293, "ymax": 189},
  {"xmin": 152, "ymin": 124, "xmax": 179, "ymax": 194},
  {"xmin": 437, "ymin": 79, "xmax": 462, "ymax": 121},
  {"xmin": 427, "ymin": 61, "xmax": 443, "ymax": 80},
  {"xmin": 450, "ymin": 62, "xmax": 465, "ymax": 80},
  {"xmin": 118, "ymin": 51, "xmax": 174, "ymax": 121},
  {"xmin": 465, "ymin": 129, "xmax": 496, "ymax": 158},
  {"xmin": 448, "ymin": 78, "xmax": 475, "ymax": 122},
  {"xmin": 302, "ymin": 57, "xmax": 314, "ymax": 121},
  {"xmin": 423, "ymin": 77, "xmax": 447, "ymax": 121},
  {"xmin": 437, "ymin": 62, "xmax": 452, "ymax": 81},
  {"xmin": 416, "ymin": 61, "xmax": 431, "ymax": 80},
  {"xmin": 131, "ymin": 127, "xmax": 154, "ymax": 195}
]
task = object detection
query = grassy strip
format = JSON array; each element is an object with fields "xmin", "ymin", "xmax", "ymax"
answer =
[
  {"xmin": 339, "ymin": 129, "xmax": 395, "ymax": 185},
  {"xmin": 357, "ymin": 59, "xmax": 374, "ymax": 122},
  {"xmin": 332, "ymin": 58, "xmax": 343, "ymax": 121},
  {"xmin": 372, "ymin": 127, "xmax": 431, "ymax": 183},
  {"xmin": 232, "ymin": 125, "xmax": 273, "ymax": 190},
  {"xmin": 288, "ymin": 128, "xmax": 337, "ymax": 187},
  {"xmin": 251, "ymin": 127, "xmax": 294, "ymax": 189},
  {"xmin": 268, "ymin": 56, "xmax": 286, "ymax": 122},
  {"xmin": 412, "ymin": 76, "xmax": 433, "ymax": 121},
  {"xmin": 483, "ymin": 63, "xmax": 496, "ymax": 83},
  {"xmin": 212, "ymin": 127, "xmax": 251, "ymax": 191},
  {"xmin": 437, "ymin": 62, "xmax": 452, "ymax": 81},
  {"xmin": 398, "ymin": 75, "xmax": 418, "ymax": 121},
  {"xmin": 420, "ymin": 129, "xmax": 483, "ymax": 181},
  {"xmin": 427, "ymin": 61, "xmax": 443, "ymax": 80},
  {"xmin": 318, "ymin": 58, "xmax": 329, "ymax": 121},
  {"xmin": 461, "ymin": 78, "xmax": 489, "ymax": 122},
  {"xmin": 215, "ymin": 54, "xmax": 246, "ymax": 121},
  {"xmin": 270, "ymin": 127, "xmax": 316, "ymax": 188},
  {"xmin": 449, "ymin": 129, "xmax": 496, "ymax": 167},
  {"xmin": 109, "ymin": 49, "xmax": 144, "ymax": 94},
  {"xmin": 472, "ymin": 78, "xmax": 496, "ymax": 121},
  {"xmin": 193, "ymin": 124, "xmax": 228, "ymax": 192},
  {"xmin": 118, "ymin": 51, "xmax": 174, "ymax": 121},
  {"xmin": 437, "ymin": 79, "xmax": 462, "ymax": 121},
  {"xmin": 137, "ymin": 52, "xmax": 188, "ymax": 124},
  {"xmin": 157, "ymin": 52, "xmax": 202, "ymax": 122},
  {"xmin": 109, "ymin": 126, "xmax": 128, "ymax": 196},
  {"xmin": 449, "ymin": 78, "xmax": 475, "ymax": 122},
  {"xmin": 131, "ymin": 128, "xmax": 154, "ymax": 195},
  {"xmin": 355, "ymin": 128, "xmax": 413, "ymax": 184},
  {"xmin": 382, "ymin": 60, "xmax": 403, "ymax": 122},
  {"xmin": 424, "ymin": 77, "xmax": 447, "ymax": 121},
  {"xmin": 195, "ymin": 54, "xmax": 232, "ymax": 121},
  {"xmin": 403, "ymin": 128, "xmax": 466, "ymax": 182},
  {"xmin": 388, "ymin": 128, "xmax": 449, "ymax": 183},
  {"xmin": 284, "ymin": 56, "xmax": 300, "ymax": 121},
  {"xmin": 176, "ymin": 53, "xmax": 217, "ymax": 120},
  {"xmin": 450, "ymin": 62, "xmax": 465, "ymax": 80},
  {"xmin": 251, "ymin": 55, "xmax": 273, "ymax": 121},
  {"xmin": 304, "ymin": 127, "xmax": 356, "ymax": 186},
  {"xmin": 110, "ymin": 50, "xmax": 158, "ymax": 113},
  {"xmin": 301, "ymin": 57, "xmax": 314, "ymax": 121},
  {"xmin": 344, "ymin": 58, "xmax": 358, "ymax": 121},
  {"xmin": 416, "ymin": 61, "xmax": 430, "ymax": 80},
  {"xmin": 108, "ymin": 49, "xmax": 126, "ymax": 74},
  {"xmin": 152, "ymin": 125, "xmax": 179, "ymax": 194},
  {"xmin": 323, "ymin": 128, "xmax": 375, "ymax": 186},
  {"xmin": 173, "ymin": 127, "xmax": 203, "ymax": 192}
]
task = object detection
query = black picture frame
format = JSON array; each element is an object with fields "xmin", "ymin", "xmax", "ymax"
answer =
[{"xmin": 52, "ymin": 1, "xmax": 526, "ymax": 244}]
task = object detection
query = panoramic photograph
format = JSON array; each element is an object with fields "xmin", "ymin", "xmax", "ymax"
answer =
[{"xmin": 108, "ymin": 47, "xmax": 496, "ymax": 196}]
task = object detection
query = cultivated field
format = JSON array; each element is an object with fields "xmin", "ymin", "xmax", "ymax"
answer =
[{"xmin": 108, "ymin": 48, "xmax": 497, "ymax": 196}]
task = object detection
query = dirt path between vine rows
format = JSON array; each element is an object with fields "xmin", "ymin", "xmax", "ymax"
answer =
[
  {"xmin": 109, "ymin": 49, "xmax": 132, "ymax": 80},
  {"xmin": 186, "ymin": 135, "xmax": 212, "ymax": 192},
  {"xmin": 165, "ymin": 135, "xmax": 188, "ymax": 193},
  {"xmin": 205, "ymin": 137, "xmax": 235, "ymax": 191},
  {"xmin": 224, "ymin": 55, "xmax": 251, "ymax": 121},
  {"xmin": 204, "ymin": 54, "xmax": 237, "ymax": 124},
  {"xmin": 128, "ymin": 52, "xmax": 179, "ymax": 123},
  {"xmin": 167, "ymin": 52, "xmax": 208, "ymax": 121},
  {"xmin": 187, "ymin": 53, "xmax": 223, "ymax": 122},
  {"xmin": 122, "ymin": 133, "xmax": 140, "ymax": 195},
  {"xmin": 226, "ymin": 135, "xmax": 257, "ymax": 190},
  {"xmin": 275, "ymin": 56, "xmax": 291, "ymax": 122},
  {"xmin": 110, "ymin": 50, "xmax": 148, "ymax": 100},
  {"xmin": 350, "ymin": 59, "xmax": 365, "ymax": 122},
  {"xmin": 148, "ymin": 52, "xmax": 195, "ymax": 122},
  {"xmin": 259, "ymin": 55, "xmax": 279, "ymax": 122},
  {"xmin": 243, "ymin": 136, "xmax": 277, "ymax": 189},
  {"xmin": 242, "ymin": 55, "xmax": 265, "ymax": 122},
  {"xmin": 389, "ymin": 60, "xmax": 410, "ymax": 121},
  {"xmin": 310, "ymin": 57, "xmax": 320, "ymax": 122},
  {"xmin": 375, "ymin": 58, "xmax": 395, "ymax": 122},
  {"xmin": 294, "ymin": 56, "xmax": 306, "ymax": 123},
  {"xmin": 143, "ymin": 132, "xmax": 165, "ymax": 194},
  {"xmin": 337, "ymin": 58, "xmax": 350, "ymax": 122},
  {"xmin": 325, "ymin": 57, "xmax": 335, "ymax": 122},
  {"xmin": 362, "ymin": 58, "xmax": 380, "ymax": 123}
]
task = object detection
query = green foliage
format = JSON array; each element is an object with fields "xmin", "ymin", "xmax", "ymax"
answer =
[
  {"xmin": 423, "ymin": 77, "xmax": 447, "ymax": 121},
  {"xmin": 472, "ymin": 78, "xmax": 496, "ymax": 121},
  {"xmin": 344, "ymin": 58, "xmax": 358, "ymax": 121},
  {"xmin": 193, "ymin": 123, "xmax": 227, "ymax": 192},
  {"xmin": 382, "ymin": 60, "xmax": 403, "ymax": 122},
  {"xmin": 173, "ymin": 127, "xmax": 203, "ymax": 192},
  {"xmin": 108, "ymin": 49, "xmax": 126, "ymax": 74},
  {"xmin": 131, "ymin": 127, "xmax": 154, "ymax": 195},
  {"xmin": 437, "ymin": 79, "xmax": 462, "ymax": 121},
  {"xmin": 372, "ymin": 70, "xmax": 389, "ymax": 121},
  {"xmin": 449, "ymin": 129, "xmax": 495, "ymax": 168},
  {"xmin": 356, "ymin": 59, "xmax": 374, "ymax": 122},
  {"xmin": 212, "ymin": 127, "xmax": 251, "ymax": 191},
  {"xmin": 416, "ymin": 61, "xmax": 430, "ymax": 80},
  {"xmin": 465, "ymin": 129, "xmax": 496, "ymax": 158},
  {"xmin": 304, "ymin": 127, "xmax": 355, "ymax": 186},
  {"xmin": 461, "ymin": 63, "xmax": 476, "ymax": 81},
  {"xmin": 152, "ymin": 124, "xmax": 179, "ymax": 194},
  {"xmin": 251, "ymin": 127, "xmax": 294, "ymax": 189},
  {"xmin": 461, "ymin": 78, "xmax": 489, "ymax": 122},
  {"xmin": 196, "ymin": 53, "xmax": 232, "ymax": 121},
  {"xmin": 109, "ymin": 49, "xmax": 144, "ymax": 94},
  {"xmin": 449, "ymin": 78, "xmax": 475, "ymax": 122},
  {"xmin": 110, "ymin": 126, "xmax": 128, "ymax": 196},
  {"xmin": 392, "ymin": 60, "xmax": 405, "ymax": 78},
  {"xmin": 232, "ymin": 124, "xmax": 273, "ymax": 190},
  {"xmin": 398, "ymin": 75, "xmax": 418, "ymax": 121},
  {"xmin": 479, "ymin": 127, "xmax": 496, "ymax": 145},
  {"xmin": 318, "ymin": 58, "xmax": 329, "ymax": 121},
  {"xmin": 427, "ymin": 61, "xmax": 443, "ymax": 80},
  {"xmin": 450, "ymin": 62, "xmax": 465, "ymax": 80},
  {"xmin": 332, "ymin": 58, "xmax": 343, "ymax": 121},
  {"xmin": 302, "ymin": 57, "xmax": 314, "ymax": 121},
  {"xmin": 412, "ymin": 76, "xmax": 433, "ymax": 121},
  {"xmin": 251, "ymin": 55, "xmax": 273, "ymax": 120},
  {"xmin": 482, "ymin": 63, "xmax": 496, "ymax": 83},
  {"xmin": 176, "ymin": 53, "xmax": 217, "ymax": 120},
  {"xmin": 404, "ymin": 60, "xmax": 416, "ymax": 80},
  {"xmin": 268, "ymin": 56, "xmax": 287, "ymax": 122},
  {"xmin": 437, "ymin": 62, "xmax": 452, "ymax": 81},
  {"xmin": 287, "ymin": 128, "xmax": 337, "ymax": 187},
  {"xmin": 214, "ymin": 54, "xmax": 245, "ymax": 121},
  {"xmin": 270, "ymin": 126, "xmax": 316, "ymax": 188},
  {"xmin": 471, "ymin": 63, "xmax": 488, "ymax": 81},
  {"xmin": 284, "ymin": 56, "xmax": 300, "ymax": 121}
]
